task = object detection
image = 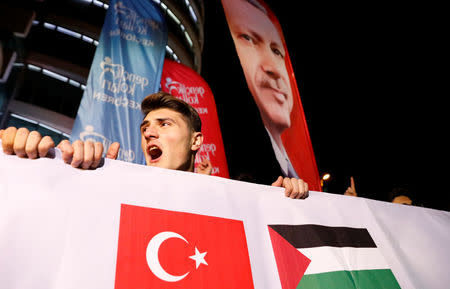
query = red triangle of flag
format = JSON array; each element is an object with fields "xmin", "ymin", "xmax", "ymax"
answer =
[{"xmin": 268, "ymin": 226, "xmax": 311, "ymax": 289}]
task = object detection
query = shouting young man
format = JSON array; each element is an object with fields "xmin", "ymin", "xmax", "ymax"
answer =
[{"xmin": 0, "ymin": 92, "xmax": 308, "ymax": 198}]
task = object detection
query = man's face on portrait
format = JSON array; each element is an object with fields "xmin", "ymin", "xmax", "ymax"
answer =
[{"xmin": 223, "ymin": 0, "xmax": 294, "ymax": 133}]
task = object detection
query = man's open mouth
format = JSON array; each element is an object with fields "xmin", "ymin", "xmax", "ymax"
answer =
[{"xmin": 148, "ymin": 145, "xmax": 163, "ymax": 162}]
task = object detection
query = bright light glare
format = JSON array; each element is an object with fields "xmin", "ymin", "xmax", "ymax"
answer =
[
  {"xmin": 42, "ymin": 69, "xmax": 68, "ymax": 82},
  {"xmin": 56, "ymin": 26, "xmax": 81, "ymax": 39},
  {"xmin": 322, "ymin": 173, "xmax": 331, "ymax": 181}
]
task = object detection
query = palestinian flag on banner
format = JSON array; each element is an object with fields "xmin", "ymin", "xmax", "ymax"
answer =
[{"xmin": 268, "ymin": 224, "xmax": 401, "ymax": 289}]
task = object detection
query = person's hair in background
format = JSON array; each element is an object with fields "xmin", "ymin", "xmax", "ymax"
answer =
[
  {"xmin": 234, "ymin": 172, "xmax": 256, "ymax": 183},
  {"xmin": 389, "ymin": 186, "xmax": 413, "ymax": 205}
]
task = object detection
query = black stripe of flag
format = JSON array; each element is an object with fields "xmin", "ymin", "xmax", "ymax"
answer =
[{"xmin": 268, "ymin": 224, "xmax": 376, "ymax": 249}]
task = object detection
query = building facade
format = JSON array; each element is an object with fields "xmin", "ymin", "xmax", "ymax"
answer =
[{"xmin": 0, "ymin": 0, "xmax": 204, "ymax": 143}]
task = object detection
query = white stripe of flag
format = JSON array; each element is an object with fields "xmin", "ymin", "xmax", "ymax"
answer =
[{"xmin": 299, "ymin": 246, "xmax": 390, "ymax": 275}]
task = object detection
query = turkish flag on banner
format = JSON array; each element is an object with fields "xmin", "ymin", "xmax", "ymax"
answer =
[
  {"xmin": 114, "ymin": 204, "xmax": 254, "ymax": 289},
  {"xmin": 161, "ymin": 59, "xmax": 229, "ymax": 178}
]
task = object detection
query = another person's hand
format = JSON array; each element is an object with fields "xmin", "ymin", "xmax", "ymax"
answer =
[
  {"xmin": 272, "ymin": 176, "xmax": 309, "ymax": 199},
  {"xmin": 57, "ymin": 140, "xmax": 120, "ymax": 169},
  {"xmin": 196, "ymin": 158, "xmax": 212, "ymax": 175},
  {"xmin": 344, "ymin": 176, "xmax": 357, "ymax": 197},
  {"xmin": 1, "ymin": 127, "xmax": 55, "ymax": 158}
]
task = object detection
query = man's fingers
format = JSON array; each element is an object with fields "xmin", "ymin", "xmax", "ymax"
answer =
[
  {"xmin": 287, "ymin": 178, "xmax": 310, "ymax": 199},
  {"xmin": 1, "ymin": 127, "xmax": 17, "ymax": 154},
  {"xmin": 271, "ymin": 176, "xmax": 283, "ymax": 187},
  {"xmin": 56, "ymin": 140, "xmax": 106, "ymax": 169},
  {"xmin": 25, "ymin": 131, "xmax": 42, "ymax": 159},
  {"xmin": 58, "ymin": 140, "xmax": 74, "ymax": 164},
  {"xmin": 91, "ymin": 142, "xmax": 104, "ymax": 169},
  {"xmin": 13, "ymin": 127, "xmax": 30, "ymax": 157},
  {"xmin": 71, "ymin": 140, "xmax": 84, "ymax": 168},
  {"xmin": 199, "ymin": 159, "xmax": 211, "ymax": 170},
  {"xmin": 283, "ymin": 177, "xmax": 293, "ymax": 197},
  {"xmin": 272, "ymin": 177, "xmax": 310, "ymax": 199},
  {"xmin": 56, "ymin": 140, "xmax": 64, "ymax": 150},
  {"xmin": 300, "ymin": 180, "xmax": 309, "ymax": 199},
  {"xmin": 57, "ymin": 140, "xmax": 103, "ymax": 169},
  {"xmin": 289, "ymin": 178, "xmax": 300, "ymax": 199},
  {"xmin": 196, "ymin": 158, "xmax": 213, "ymax": 175},
  {"xmin": 106, "ymin": 142, "xmax": 120, "ymax": 159},
  {"xmin": 38, "ymin": 136, "xmax": 55, "ymax": 157},
  {"xmin": 350, "ymin": 176, "xmax": 356, "ymax": 191},
  {"xmin": 81, "ymin": 141, "xmax": 95, "ymax": 169},
  {"xmin": 344, "ymin": 187, "xmax": 357, "ymax": 197}
]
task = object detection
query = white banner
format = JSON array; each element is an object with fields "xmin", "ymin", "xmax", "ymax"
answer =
[{"xmin": 0, "ymin": 146, "xmax": 449, "ymax": 289}]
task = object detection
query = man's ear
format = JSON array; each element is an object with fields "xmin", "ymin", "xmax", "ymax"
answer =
[{"xmin": 191, "ymin": 132, "xmax": 203, "ymax": 152}]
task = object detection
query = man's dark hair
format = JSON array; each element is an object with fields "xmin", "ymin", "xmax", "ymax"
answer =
[{"xmin": 141, "ymin": 91, "xmax": 202, "ymax": 132}]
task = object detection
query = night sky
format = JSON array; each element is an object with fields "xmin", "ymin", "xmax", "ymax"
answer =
[{"xmin": 200, "ymin": 1, "xmax": 446, "ymax": 210}]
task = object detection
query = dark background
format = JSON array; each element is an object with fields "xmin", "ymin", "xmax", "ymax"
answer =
[
  {"xmin": 1, "ymin": 0, "xmax": 445, "ymax": 211},
  {"xmin": 201, "ymin": 1, "xmax": 446, "ymax": 210}
]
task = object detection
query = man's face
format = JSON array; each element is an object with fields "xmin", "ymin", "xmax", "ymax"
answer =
[
  {"xmin": 140, "ymin": 108, "xmax": 197, "ymax": 171},
  {"xmin": 223, "ymin": 0, "xmax": 293, "ymax": 132}
]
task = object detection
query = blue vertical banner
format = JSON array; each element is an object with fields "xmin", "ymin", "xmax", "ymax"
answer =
[{"xmin": 70, "ymin": 0, "xmax": 167, "ymax": 164}]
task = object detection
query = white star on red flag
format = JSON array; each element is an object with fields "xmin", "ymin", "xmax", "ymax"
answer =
[{"xmin": 189, "ymin": 247, "xmax": 208, "ymax": 269}]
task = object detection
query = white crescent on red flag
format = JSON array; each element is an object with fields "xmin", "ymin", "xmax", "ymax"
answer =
[{"xmin": 114, "ymin": 205, "xmax": 254, "ymax": 288}]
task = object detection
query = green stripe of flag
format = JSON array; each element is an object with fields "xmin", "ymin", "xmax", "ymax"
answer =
[{"xmin": 297, "ymin": 269, "xmax": 400, "ymax": 289}]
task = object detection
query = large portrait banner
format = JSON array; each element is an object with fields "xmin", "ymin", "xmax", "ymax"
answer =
[{"xmin": 221, "ymin": 0, "xmax": 320, "ymax": 190}]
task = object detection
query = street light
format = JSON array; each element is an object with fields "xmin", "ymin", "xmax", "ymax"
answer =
[{"xmin": 321, "ymin": 173, "xmax": 331, "ymax": 191}]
